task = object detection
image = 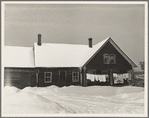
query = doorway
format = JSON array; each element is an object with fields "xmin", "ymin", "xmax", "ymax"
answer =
[{"xmin": 59, "ymin": 70, "xmax": 67, "ymax": 86}]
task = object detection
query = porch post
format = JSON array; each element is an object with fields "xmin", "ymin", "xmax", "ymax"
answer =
[
  {"xmin": 36, "ymin": 69, "xmax": 39, "ymax": 87},
  {"xmin": 79, "ymin": 67, "xmax": 82, "ymax": 85},
  {"xmin": 109, "ymin": 69, "xmax": 114, "ymax": 86},
  {"xmin": 82, "ymin": 66, "xmax": 87, "ymax": 87}
]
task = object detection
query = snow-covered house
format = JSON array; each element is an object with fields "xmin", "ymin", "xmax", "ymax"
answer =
[{"xmin": 4, "ymin": 34, "xmax": 137, "ymax": 88}]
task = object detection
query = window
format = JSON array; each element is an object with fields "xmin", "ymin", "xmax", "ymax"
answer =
[
  {"xmin": 44, "ymin": 72, "xmax": 52, "ymax": 83},
  {"xmin": 110, "ymin": 54, "xmax": 116, "ymax": 64},
  {"xmin": 104, "ymin": 54, "xmax": 110, "ymax": 64},
  {"xmin": 103, "ymin": 54, "xmax": 116, "ymax": 64},
  {"xmin": 72, "ymin": 72, "xmax": 79, "ymax": 82}
]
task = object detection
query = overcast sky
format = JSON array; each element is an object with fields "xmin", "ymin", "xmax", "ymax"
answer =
[{"xmin": 4, "ymin": 3, "xmax": 145, "ymax": 65}]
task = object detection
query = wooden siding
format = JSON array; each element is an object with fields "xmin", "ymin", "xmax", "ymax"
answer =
[
  {"xmin": 4, "ymin": 67, "xmax": 82, "ymax": 88},
  {"xmin": 86, "ymin": 42, "xmax": 132, "ymax": 73},
  {"xmin": 37, "ymin": 68, "xmax": 81, "ymax": 87},
  {"xmin": 4, "ymin": 68, "xmax": 37, "ymax": 89}
]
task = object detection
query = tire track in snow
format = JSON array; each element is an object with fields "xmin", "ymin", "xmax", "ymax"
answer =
[{"xmin": 42, "ymin": 94, "xmax": 144, "ymax": 114}]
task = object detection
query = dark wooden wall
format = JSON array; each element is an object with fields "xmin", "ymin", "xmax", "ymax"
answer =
[
  {"xmin": 4, "ymin": 67, "xmax": 81, "ymax": 88},
  {"xmin": 37, "ymin": 67, "xmax": 81, "ymax": 87},
  {"xmin": 4, "ymin": 42, "xmax": 133, "ymax": 88},
  {"xmin": 86, "ymin": 42, "xmax": 132, "ymax": 73},
  {"xmin": 4, "ymin": 68, "xmax": 37, "ymax": 89}
]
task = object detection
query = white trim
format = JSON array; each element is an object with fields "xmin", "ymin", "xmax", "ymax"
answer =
[
  {"xmin": 82, "ymin": 37, "xmax": 110, "ymax": 67},
  {"xmin": 109, "ymin": 39, "xmax": 137, "ymax": 67},
  {"xmin": 103, "ymin": 53, "xmax": 116, "ymax": 64},
  {"xmin": 83, "ymin": 38, "xmax": 137, "ymax": 68},
  {"xmin": 103, "ymin": 53, "xmax": 110, "ymax": 64},
  {"xmin": 44, "ymin": 72, "xmax": 52, "ymax": 83},
  {"xmin": 110, "ymin": 54, "xmax": 116, "ymax": 64},
  {"xmin": 72, "ymin": 72, "xmax": 79, "ymax": 82}
]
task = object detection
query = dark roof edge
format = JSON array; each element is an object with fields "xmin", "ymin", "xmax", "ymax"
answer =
[
  {"xmin": 82, "ymin": 37, "xmax": 137, "ymax": 68},
  {"xmin": 82, "ymin": 38, "xmax": 110, "ymax": 67},
  {"xmin": 109, "ymin": 39, "xmax": 137, "ymax": 68}
]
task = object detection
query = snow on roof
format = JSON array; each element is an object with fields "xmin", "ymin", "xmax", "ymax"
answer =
[
  {"xmin": 34, "ymin": 38, "xmax": 109, "ymax": 67},
  {"xmin": 34, "ymin": 43, "xmax": 90, "ymax": 67},
  {"xmin": 4, "ymin": 46, "xmax": 34, "ymax": 67},
  {"xmin": 80, "ymin": 38, "xmax": 109, "ymax": 66},
  {"xmin": 4, "ymin": 37, "xmax": 137, "ymax": 68}
]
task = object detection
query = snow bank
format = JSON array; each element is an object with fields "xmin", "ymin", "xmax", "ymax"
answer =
[
  {"xmin": 2, "ymin": 85, "xmax": 145, "ymax": 116},
  {"xmin": 54, "ymin": 85, "xmax": 144, "ymax": 97},
  {"xmin": 3, "ymin": 90, "xmax": 70, "ymax": 115},
  {"xmin": 3, "ymin": 86, "xmax": 20, "ymax": 97},
  {"xmin": 21, "ymin": 85, "xmax": 59, "ymax": 96}
]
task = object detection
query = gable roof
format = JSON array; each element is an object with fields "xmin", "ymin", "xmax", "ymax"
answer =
[
  {"xmin": 4, "ymin": 46, "xmax": 34, "ymax": 67},
  {"xmin": 83, "ymin": 38, "xmax": 137, "ymax": 68},
  {"xmin": 4, "ymin": 37, "xmax": 137, "ymax": 68},
  {"xmin": 34, "ymin": 37, "xmax": 137, "ymax": 68},
  {"xmin": 108, "ymin": 38, "xmax": 137, "ymax": 68},
  {"xmin": 34, "ymin": 43, "xmax": 92, "ymax": 67}
]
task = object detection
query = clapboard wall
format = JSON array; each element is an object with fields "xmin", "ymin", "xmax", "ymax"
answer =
[
  {"xmin": 37, "ymin": 67, "xmax": 81, "ymax": 87},
  {"xmin": 4, "ymin": 68, "xmax": 37, "ymax": 89},
  {"xmin": 4, "ymin": 67, "xmax": 81, "ymax": 88},
  {"xmin": 86, "ymin": 42, "xmax": 132, "ymax": 73}
]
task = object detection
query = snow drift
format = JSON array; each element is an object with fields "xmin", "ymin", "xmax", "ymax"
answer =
[{"xmin": 2, "ymin": 85, "xmax": 144, "ymax": 116}]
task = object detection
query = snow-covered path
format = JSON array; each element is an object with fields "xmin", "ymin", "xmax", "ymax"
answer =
[{"xmin": 2, "ymin": 85, "xmax": 144, "ymax": 116}]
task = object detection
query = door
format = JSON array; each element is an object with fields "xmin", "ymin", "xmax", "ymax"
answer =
[
  {"xmin": 59, "ymin": 71, "xmax": 67, "ymax": 86},
  {"xmin": 38, "ymin": 72, "xmax": 44, "ymax": 87},
  {"xmin": 108, "ymin": 70, "xmax": 114, "ymax": 86}
]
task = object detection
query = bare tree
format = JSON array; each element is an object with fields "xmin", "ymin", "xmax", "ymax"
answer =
[{"xmin": 139, "ymin": 61, "xmax": 144, "ymax": 70}]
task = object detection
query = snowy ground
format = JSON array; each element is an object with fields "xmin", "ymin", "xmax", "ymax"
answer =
[{"xmin": 2, "ymin": 85, "xmax": 145, "ymax": 116}]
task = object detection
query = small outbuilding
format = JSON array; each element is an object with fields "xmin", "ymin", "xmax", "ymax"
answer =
[{"xmin": 4, "ymin": 35, "xmax": 137, "ymax": 88}]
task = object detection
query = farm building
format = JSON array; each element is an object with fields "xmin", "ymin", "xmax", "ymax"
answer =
[
  {"xmin": 129, "ymin": 67, "xmax": 144, "ymax": 87},
  {"xmin": 4, "ymin": 34, "xmax": 137, "ymax": 89}
]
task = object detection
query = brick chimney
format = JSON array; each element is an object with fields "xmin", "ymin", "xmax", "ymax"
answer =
[
  {"xmin": 37, "ymin": 34, "xmax": 42, "ymax": 46},
  {"xmin": 88, "ymin": 38, "xmax": 92, "ymax": 48}
]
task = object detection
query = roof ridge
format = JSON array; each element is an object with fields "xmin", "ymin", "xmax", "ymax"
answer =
[
  {"xmin": 94, "ymin": 37, "xmax": 110, "ymax": 46},
  {"xmin": 34, "ymin": 42, "xmax": 89, "ymax": 46}
]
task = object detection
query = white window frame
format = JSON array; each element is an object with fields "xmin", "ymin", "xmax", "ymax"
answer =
[
  {"xmin": 103, "ymin": 54, "xmax": 116, "ymax": 64},
  {"xmin": 110, "ymin": 54, "xmax": 116, "ymax": 64},
  {"xmin": 44, "ymin": 72, "xmax": 52, "ymax": 83},
  {"xmin": 103, "ymin": 54, "xmax": 110, "ymax": 64},
  {"xmin": 72, "ymin": 72, "xmax": 79, "ymax": 82}
]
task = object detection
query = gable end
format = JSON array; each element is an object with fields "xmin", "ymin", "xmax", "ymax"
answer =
[{"xmin": 83, "ymin": 38, "xmax": 137, "ymax": 68}]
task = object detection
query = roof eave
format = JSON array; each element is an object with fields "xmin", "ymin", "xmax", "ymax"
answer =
[
  {"xmin": 82, "ymin": 37, "xmax": 111, "ymax": 67},
  {"xmin": 82, "ymin": 37, "xmax": 137, "ymax": 68},
  {"xmin": 109, "ymin": 39, "xmax": 138, "ymax": 68}
]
